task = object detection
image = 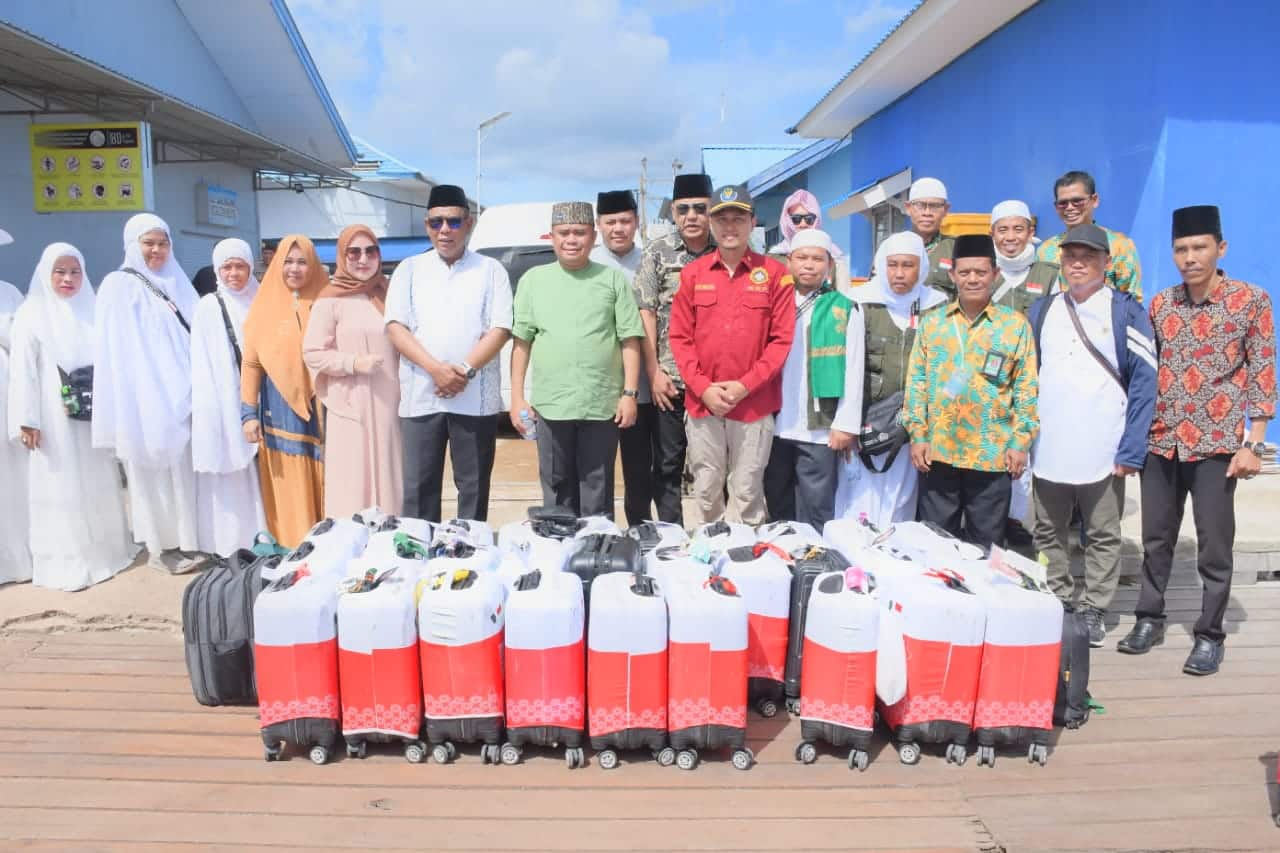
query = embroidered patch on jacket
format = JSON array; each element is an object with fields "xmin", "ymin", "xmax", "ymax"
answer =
[
  {"xmin": 694, "ymin": 282, "xmax": 716, "ymax": 291},
  {"xmin": 750, "ymin": 268, "xmax": 768, "ymax": 284}
]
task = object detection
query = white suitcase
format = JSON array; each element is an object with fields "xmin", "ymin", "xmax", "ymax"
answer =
[
  {"xmin": 756, "ymin": 520, "xmax": 827, "ymax": 554},
  {"xmin": 267, "ymin": 517, "xmax": 371, "ymax": 582},
  {"xmin": 716, "ymin": 545, "xmax": 792, "ymax": 717},
  {"xmin": 436, "ymin": 518, "xmax": 494, "ymax": 547},
  {"xmin": 691, "ymin": 520, "xmax": 755, "ymax": 552}
]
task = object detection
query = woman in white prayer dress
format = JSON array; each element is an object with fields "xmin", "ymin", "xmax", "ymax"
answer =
[
  {"xmin": 191, "ymin": 238, "xmax": 267, "ymax": 557},
  {"xmin": 0, "ymin": 226, "xmax": 32, "ymax": 584},
  {"xmin": 92, "ymin": 213, "xmax": 203, "ymax": 573},
  {"xmin": 8, "ymin": 243, "xmax": 139, "ymax": 590}
]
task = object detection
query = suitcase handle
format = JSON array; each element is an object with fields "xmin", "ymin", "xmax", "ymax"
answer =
[
  {"xmin": 630, "ymin": 572, "xmax": 658, "ymax": 597},
  {"xmin": 284, "ymin": 540, "xmax": 314, "ymax": 562},
  {"xmin": 514, "ymin": 570, "xmax": 542, "ymax": 591},
  {"xmin": 377, "ymin": 515, "xmax": 401, "ymax": 532},
  {"xmin": 309, "ymin": 518, "xmax": 335, "ymax": 537}
]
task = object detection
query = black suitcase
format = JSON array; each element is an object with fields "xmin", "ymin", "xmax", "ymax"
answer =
[
  {"xmin": 1054, "ymin": 609, "xmax": 1092, "ymax": 729},
  {"xmin": 568, "ymin": 534, "xmax": 643, "ymax": 619},
  {"xmin": 182, "ymin": 550, "xmax": 278, "ymax": 706},
  {"xmin": 529, "ymin": 505, "xmax": 584, "ymax": 540},
  {"xmin": 783, "ymin": 547, "xmax": 851, "ymax": 713}
]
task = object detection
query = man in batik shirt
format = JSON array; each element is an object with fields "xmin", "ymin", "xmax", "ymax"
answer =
[
  {"xmin": 1038, "ymin": 169, "xmax": 1143, "ymax": 301},
  {"xmin": 904, "ymin": 233, "xmax": 1039, "ymax": 550},
  {"xmin": 1118, "ymin": 205, "xmax": 1276, "ymax": 676}
]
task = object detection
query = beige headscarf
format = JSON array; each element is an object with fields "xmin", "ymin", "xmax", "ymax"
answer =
[{"xmin": 318, "ymin": 224, "xmax": 388, "ymax": 312}]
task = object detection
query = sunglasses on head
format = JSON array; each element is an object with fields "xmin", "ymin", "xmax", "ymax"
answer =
[
  {"xmin": 344, "ymin": 245, "xmax": 380, "ymax": 259},
  {"xmin": 674, "ymin": 202, "xmax": 708, "ymax": 216},
  {"xmin": 427, "ymin": 216, "xmax": 465, "ymax": 231},
  {"xmin": 790, "ymin": 213, "xmax": 817, "ymax": 226}
]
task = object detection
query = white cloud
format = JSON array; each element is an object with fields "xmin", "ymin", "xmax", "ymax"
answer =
[{"xmin": 844, "ymin": 0, "xmax": 913, "ymax": 40}]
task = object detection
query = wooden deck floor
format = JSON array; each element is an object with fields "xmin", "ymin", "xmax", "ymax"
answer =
[{"xmin": 0, "ymin": 577, "xmax": 1277, "ymax": 852}]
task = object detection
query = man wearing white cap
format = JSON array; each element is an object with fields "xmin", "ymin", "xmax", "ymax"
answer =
[
  {"xmin": 0, "ymin": 227, "xmax": 33, "ymax": 583},
  {"xmin": 906, "ymin": 177, "xmax": 956, "ymax": 298},
  {"xmin": 763, "ymin": 229, "xmax": 863, "ymax": 528}
]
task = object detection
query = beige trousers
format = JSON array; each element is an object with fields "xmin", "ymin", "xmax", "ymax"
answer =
[{"xmin": 685, "ymin": 413, "xmax": 775, "ymax": 525}]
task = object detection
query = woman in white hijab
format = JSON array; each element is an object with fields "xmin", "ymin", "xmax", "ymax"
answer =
[
  {"xmin": 192, "ymin": 238, "xmax": 267, "ymax": 557},
  {"xmin": 0, "ymin": 227, "xmax": 33, "ymax": 583},
  {"xmin": 835, "ymin": 231, "xmax": 949, "ymax": 526},
  {"xmin": 9, "ymin": 243, "xmax": 139, "ymax": 590},
  {"xmin": 93, "ymin": 213, "xmax": 203, "ymax": 572}
]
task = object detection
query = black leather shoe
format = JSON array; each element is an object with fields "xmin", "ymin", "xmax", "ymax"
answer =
[
  {"xmin": 1183, "ymin": 637, "xmax": 1224, "ymax": 676},
  {"xmin": 1116, "ymin": 618, "xmax": 1165, "ymax": 654}
]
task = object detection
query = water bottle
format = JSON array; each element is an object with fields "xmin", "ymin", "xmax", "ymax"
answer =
[{"xmin": 519, "ymin": 408, "xmax": 537, "ymax": 441}]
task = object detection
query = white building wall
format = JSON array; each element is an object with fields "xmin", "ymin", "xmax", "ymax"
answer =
[{"xmin": 258, "ymin": 181, "xmax": 429, "ymax": 240}]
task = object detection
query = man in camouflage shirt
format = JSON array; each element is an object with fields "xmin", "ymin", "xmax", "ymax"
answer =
[{"xmin": 632, "ymin": 172, "xmax": 716, "ymax": 525}]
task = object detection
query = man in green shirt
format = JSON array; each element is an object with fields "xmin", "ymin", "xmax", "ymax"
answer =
[
  {"xmin": 907, "ymin": 177, "xmax": 957, "ymax": 299},
  {"xmin": 510, "ymin": 201, "xmax": 645, "ymax": 518}
]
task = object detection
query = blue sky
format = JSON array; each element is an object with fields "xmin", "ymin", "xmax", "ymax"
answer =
[{"xmin": 290, "ymin": 0, "xmax": 913, "ymax": 208}]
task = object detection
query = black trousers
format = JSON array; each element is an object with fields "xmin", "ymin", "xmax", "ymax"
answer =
[
  {"xmin": 619, "ymin": 402, "xmax": 659, "ymax": 527},
  {"xmin": 1136, "ymin": 452, "xmax": 1236, "ymax": 642},
  {"xmin": 401, "ymin": 412, "xmax": 498, "ymax": 523},
  {"xmin": 536, "ymin": 418, "xmax": 620, "ymax": 519},
  {"xmin": 651, "ymin": 390, "xmax": 689, "ymax": 526},
  {"xmin": 917, "ymin": 462, "xmax": 1010, "ymax": 551},
  {"xmin": 763, "ymin": 437, "xmax": 839, "ymax": 530}
]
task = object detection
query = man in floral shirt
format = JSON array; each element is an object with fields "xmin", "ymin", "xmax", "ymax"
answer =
[
  {"xmin": 1038, "ymin": 170, "xmax": 1142, "ymax": 301},
  {"xmin": 904, "ymin": 233, "xmax": 1039, "ymax": 550},
  {"xmin": 1118, "ymin": 205, "xmax": 1276, "ymax": 676}
]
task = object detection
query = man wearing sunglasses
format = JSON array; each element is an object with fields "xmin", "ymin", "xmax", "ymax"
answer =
[
  {"xmin": 906, "ymin": 177, "xmax": 958, "ymax": 299},
  {"xmin": 1037, "ymin": 170, "xmax": 1142, "ymax": 301},
  {"xmin": 632, "ymin": 173, "xmax": 718, "ymax": 525},
  {"xmin": 384, "ymin": 183, "xmax": 513, "ymax": 522}
]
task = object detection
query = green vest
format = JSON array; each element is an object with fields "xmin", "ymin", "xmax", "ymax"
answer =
[
  {"xmin": 924, "ymin": 235, "xmax": 956, "ymax": 298},
  {"xmin": 862, "ymin": 301, "xmax": 943, "ymax": 409},
  {"xmin": 804, "ymin": 291, "xmax": 855, "ymax": 430},
  {"xmin": 993, "ymin": 260, "xmax": 1059, "ymax": 315}
]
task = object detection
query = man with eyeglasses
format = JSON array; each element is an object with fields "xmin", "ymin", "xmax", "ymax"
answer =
[
  {"xmin": 669, "ymin": 185, "xmax": 795, "ymax": 525},
  {"xmin": 511, "ymin": 201, "xmax": 645, "ymax": 519},
  {"xmin": 632, "ymin": 173, "xmax": 718, "ymax": 525},
  {"xmin": 384, "ymin": 183, "xmax": 513, "ymax": 522},
  {"xmin": 906, "ymin": 177, "xmax": 957, "ymax": 299},
  {"xmin": 1037, "ymin": 170, "xmax": 1143, "ymax": 301}
]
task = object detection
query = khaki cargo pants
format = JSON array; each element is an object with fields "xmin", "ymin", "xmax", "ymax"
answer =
[{"xmin": 685, "ymin": 413, "xmax": 774, "ymax": 526}]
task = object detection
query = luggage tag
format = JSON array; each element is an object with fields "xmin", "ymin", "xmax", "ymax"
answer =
[
  {"xmin": 923, "ymin": 568, "xmax": 974, "ymax": 595},
  {"xmin": 393, "ymin": 532, "xmax": 429, "ymax": 560}
]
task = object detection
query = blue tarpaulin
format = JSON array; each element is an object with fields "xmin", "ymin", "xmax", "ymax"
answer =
[{"xmin": 312, "ymin": 235, "xmax": 431, "ymax": 264}]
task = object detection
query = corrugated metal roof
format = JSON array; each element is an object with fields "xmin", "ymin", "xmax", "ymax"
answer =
[
  {"xmin": 348, "ymin": 136, "xmax": 429, "ymax": 182},
  {"xmin": 745, "ymin": 137, "xmax": 852, "ymax": 196}
]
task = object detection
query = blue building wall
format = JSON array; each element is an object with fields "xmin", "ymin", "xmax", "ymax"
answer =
[
  {"xmin": 842, "ymin": 0, "xmax": 1280, "ymax": 305},
  {"xmin": 751, "ymin": 151, "xmax": 853, "ymax": 257}
]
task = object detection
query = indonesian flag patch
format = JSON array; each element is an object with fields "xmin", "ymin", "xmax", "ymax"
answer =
[{"xmin": 1025, "ymin": 281, "xmax": 1044, "ymax": 294}]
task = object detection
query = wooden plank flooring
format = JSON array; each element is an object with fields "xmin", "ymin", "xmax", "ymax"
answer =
[{"xmin": 0, "ymin": 578, "xmax": 1277, "ymax": 851}]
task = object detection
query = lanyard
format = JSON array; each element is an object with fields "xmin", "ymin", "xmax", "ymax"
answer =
[{"xmin": 795, "ymin": 284, "xmax": 829, "ymax": 319}]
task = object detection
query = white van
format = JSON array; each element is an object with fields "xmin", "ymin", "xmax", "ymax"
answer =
[{"xmin": 468, "ymin": 202, "xmax": 557, "ymax": 413}]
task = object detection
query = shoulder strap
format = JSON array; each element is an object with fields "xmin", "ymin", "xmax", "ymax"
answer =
[
  {"xmin": 1063, "ymin": 295, "xmax": 1125, "ymax": 391},
  {"xmin": 215, "ymin": 294, "xmax": 242, "ymax": 371},
  {"xmin": 122, "ymin": 267, "xmax": 190, "ymax": 333}
]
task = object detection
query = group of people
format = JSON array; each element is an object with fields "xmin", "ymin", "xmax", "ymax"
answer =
[{"xmin": 0, "ymin": 168, "xmax": 1272, "ymax": 678}]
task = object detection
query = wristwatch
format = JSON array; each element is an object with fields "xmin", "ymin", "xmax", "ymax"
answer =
[
  {"xmin": 1241, "ymin": 441, "xmax": 1264, "ymax": 457},
  {"xmin": 621, "ymin": 389, "xmax": 639, "ymax": 399},
  {"xmin": 460, "ymin": 361, "xmax": 477, "ymax": 380}
]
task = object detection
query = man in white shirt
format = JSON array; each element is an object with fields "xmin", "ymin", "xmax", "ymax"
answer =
[
  {"xmin": 385, "ymin": 184, "xmax": 513, "ymax": 522},
  {"xmin": 763, "ymin": 229, "xmax": 864, "ymax": 528},
  {"xmin": 589, "ymin": 189, "xmax": 653, "ymax": 527},
  {"xmin": 1026, "ymin": 223, "xmax": 1157, "ymax": 647}
]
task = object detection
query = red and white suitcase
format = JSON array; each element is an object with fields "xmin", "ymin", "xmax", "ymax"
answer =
[
  {"xmin": 795, "ymin": 568, "xmax": 879, "ymax": 771},
  {"xmin": 645, "ymin": 545, "xmax": 716, "ymax": 596},
  {"xmin": 691, "ymin": 520, "xmax": 755, "ymax": 551},
  {"xmin": 502, "ymin": 570, "xmax": 587, "ymax": 767},
  {"xmin": 427, "ymin": 536, "xmax": 501, "ymax": 576},
  {"xmin": 625, "ymin": 521, "xmax": 689, "ymax": 555},
  {"xmin": 717, "ymin": 544, "xmax": 792, "ymax": 718},
  {"xmin": 963, "ymin": 551, "xmax": 1063, "ymax": 768},
  {"xmin": 253, "ymin": 567, "xmax": 341, "ymax": 764},
  {"xmin": 336, "ymin": 562, "xmax": 425, "ymax": 762},
  {"xmin": 875, "ymin": 566, "xmax": 987, "ymax": 766},
  {"xmin": 497, "ymin": 519, "xmax": 575, "ymax": 579},
  {"xmin": 269, "ymin": 517, "xmax": 371, "ymax": 582},
  {"xmin": 417, "ymin": 567, "xmax": 507, "ymax": 764},
  {"xmin": 756, "ymin": 520, "xmax": 828, "ymax": 554},
  {"xmin": 667, "ymin": 573, "xmax": 753, "ymax": 771},
  {"xmin": 588, "ymin": 571, "xmax": 670, "ymax": 768},
  {"xmin": 438, "ymin": 518, "xmax": 494, "ymax": 547}
]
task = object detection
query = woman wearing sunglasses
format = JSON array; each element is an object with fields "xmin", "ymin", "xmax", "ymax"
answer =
[
  {"xmin": 768, "ymin": 189, "xmax": 848, "ymax": 289},
  {"xmin": 303, "ymin": 224, "xmax": 403, "ymax": 518}
]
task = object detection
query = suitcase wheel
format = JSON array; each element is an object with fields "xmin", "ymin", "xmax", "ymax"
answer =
[
  {"xmin": 596, "ymin": 749, "xmax": 619, "ymax": 771},
  {"xmin": 785, "ymin": 697, "xmax": 800, "ymax": 716},
  {"xmin": 731, "ymin": 748, "xmax": 753, "ymax": 771},
  {"xmin": 654, "ymin": 746, "xmax": 676, "ymax": 767},
  {"xmin": 500, "ymin": 743, "xmax": 522, "ymax": 766},
  {"xmin": 795, "ymin": 742, "xmax": 817, "ymax": 765},
  {"xmin": 946, "ymin": 743, "xmax": 969, "ymax": 767},
  {"xmin": 404, "ymin": 741, "xmax": 427, "ymax": 764},
  {"xmin": 345, "ymin": 740, "xmax": 367, "ymax": 760},
  {"xmin": 263, "ymin": 743, "xmax": 282, "ymax": 763},
  {"xmin": 309, "ymin": 745, "xmax": 330, "ymax": 766},
  {"xmin": 976, "ymin": 745, "xmax": 995, "ymax": 768},
  {"xmin": 432, "ymin": 743, "xmax": 454, "ymax": 765},
  {"xmin": 481, "ymin": 743, "xmax": 502, "ymax": 765},
  {"xmin": 848, "ymin": 749, "xmax": 869, "ymax": 772},
  {"xmin": 897, "ymin": 742, "xmax": 921, "ymax": 766},
  {"xmin": 565, "ymin": 747, "xmax": 586, "ymax": 770},
  {"xmin": 1027, "ymin": 743, "xmax": 1048, "ymax": 766},
  {"xmin": 756, "ymin": 698, "xmax": 779, "ymax": 719},
  {"xmin": 675, "ymin": 749, "xmax": 698, "ymax": 771}
]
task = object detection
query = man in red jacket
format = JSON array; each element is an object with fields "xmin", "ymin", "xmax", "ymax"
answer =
[{"xmin": 669, "ymin": 184, "xmax": 795, "ymax": 524}]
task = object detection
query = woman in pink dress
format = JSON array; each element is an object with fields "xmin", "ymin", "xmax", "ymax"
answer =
[{"xmin": 303, "ymin": 225, "xmax": 403, "ymax": 517}]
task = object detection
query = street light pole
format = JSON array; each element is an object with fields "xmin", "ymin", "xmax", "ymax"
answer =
[{"xmin": 475, "ymin": 111, "xmax": 512, "ymax": 214}]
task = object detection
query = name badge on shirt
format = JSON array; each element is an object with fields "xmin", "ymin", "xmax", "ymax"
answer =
[{"xmin": 981, "ymin": 350, "xmax": 1008, "ymax": 380}]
